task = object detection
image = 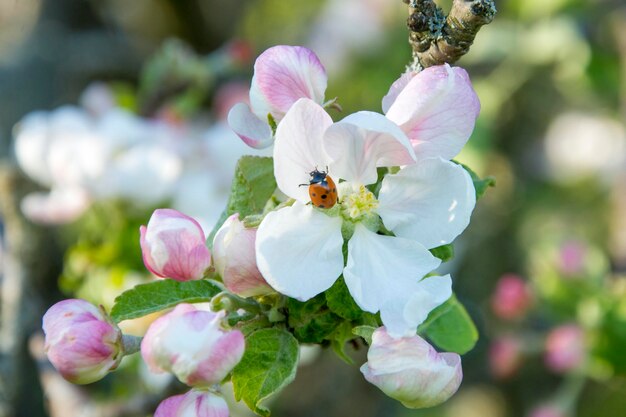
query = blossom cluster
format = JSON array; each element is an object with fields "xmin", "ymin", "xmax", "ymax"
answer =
[
  {"xmin": 13, "ymin": 81, "xmax": 267, "ymax": 230},
  {"xmin": 40, "ymin": 44, "xmax": 485, "ymax": 416}
]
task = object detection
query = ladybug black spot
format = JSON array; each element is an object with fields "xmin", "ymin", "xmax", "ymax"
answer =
[
  {"xmin": 321, "ymin": 194, "xmax": 327, "ymax": 199},
  {"xmin": 312, "ymin": 192, "xmax": 316, "ymax": 197},
  {"xmin": 318, "ymin": 204, "xmax": 325, "ymax": 208}
]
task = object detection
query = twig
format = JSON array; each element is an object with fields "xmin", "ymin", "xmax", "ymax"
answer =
[{"xmin": 404, "ymin": 0, "xmax": 496, "ymax": 68}]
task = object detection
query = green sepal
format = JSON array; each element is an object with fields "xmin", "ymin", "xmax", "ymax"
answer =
[
  {"xmin": 454, "ymin": 161, "xmax": 496, "ymax": 200},
  {"xmin": 286, "ymin": 295, "xmax": 340, "ymax": 343},
  {"xmin": 352, "ymin": 325, "xmax": 377, "ymax": 345},
  {"xmin": 329, "ymin": 320, "xmax": 356, "ymax": 365},
  {"xmin": 430, "ymin": 244, "xmax": 455, "ymax": 262}
]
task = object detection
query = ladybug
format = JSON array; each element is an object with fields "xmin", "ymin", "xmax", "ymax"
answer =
[{"xmin": 300, "ymin": 168, "xmax": 338, "ymax": 209}]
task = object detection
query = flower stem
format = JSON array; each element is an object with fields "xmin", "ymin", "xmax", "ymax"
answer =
[{"xmin": 121, "ymin": 335, "xmax": 143, "ymax": 356}]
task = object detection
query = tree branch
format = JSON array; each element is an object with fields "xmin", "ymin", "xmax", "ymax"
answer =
[{"xmin": 404, "ymin": 0, "xmax": 496, "ymax": 68}]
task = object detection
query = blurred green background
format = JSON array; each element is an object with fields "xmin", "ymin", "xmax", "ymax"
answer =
[{"xmin": 0, "ymin": 0, "xmax": 625, "ymax": 416}]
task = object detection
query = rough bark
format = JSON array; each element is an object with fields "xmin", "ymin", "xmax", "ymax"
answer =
[{"xmin": 404, "ymin": 0, "xmax": 496, "ymax": 68}]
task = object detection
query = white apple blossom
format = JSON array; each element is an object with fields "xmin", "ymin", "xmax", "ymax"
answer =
[{"xmin": 255, "ymin": 98, "xmax": 476, "ymax": 337}]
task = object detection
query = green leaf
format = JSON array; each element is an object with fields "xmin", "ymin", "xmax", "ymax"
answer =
[
  {"xmin": 228, "ymin": 156, "xmax": 277, "ymax": 217},
  {"xmin": 454, "ymin": 161, "xmax": 495, "ymax": 200},
  {"xmin": 418, "ymin": 295, "xmax": 478, "ymax": 354},
  {"xmin": 352, "ymin": 325, "xmax": 377, "ymax": 345},
  {"xmin": 430, "ymin": 244, "xmax": 455, "ymax": 262},
  {"xmin": 286, "ymin": 295, "xmax": 340, "ymax": 343},
  {"xmin": 208, "ymin": 156, "xmax": 276, "ymax": 244},
  {"xmin": 232, "ymin": 328, "xmax": 299, "ymax": 416},
  {"xmin": 330, "ymin": 320, "xmax": 356, "ymax": 364},
  {"xmin": 110, "ymin": 279, "xmax": 221, "ymax": 322},
  {"xmin": 325, "ymin": 278, "xmax": 362, "ymax": 320}
]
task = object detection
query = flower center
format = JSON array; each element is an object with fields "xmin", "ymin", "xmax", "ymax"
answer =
[{"xmin": 340, "ymin": 184, "xmax": 379, "ymax": 221}]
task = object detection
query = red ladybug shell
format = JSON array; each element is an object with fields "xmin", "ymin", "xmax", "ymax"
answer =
[{"xmin": 308, "ymin": 171, "xmax": 337, "ymax": 209}]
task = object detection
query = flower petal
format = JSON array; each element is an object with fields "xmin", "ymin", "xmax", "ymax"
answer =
[
  {"xmin": 256, "ymin": 202, "xmax": 344, "ymax": 301},
  {"xmin": 273, "ymin": 98, "xmax": 333, "ymax": 202},
  {"xmin": 382, "ymin": 71, "xmax": 416, "ymax": 114},
  {"xmin": 323, "ymin": 111, "xmax": 416, "ymax": 185},
  {"xmin": 385, "ymin": 64, "xmax": 480, "ymax": 160},
  {"xmin": 378, "ymin": 158, "xmax": 476, "ymax": 249},
  {"xmin": 251, "ymin": 45, "xmax": 327, "ymax": 118},
  {"xmin": 344, "ymin": 224, "xmax": 441, "ymax": 313},
  {"xmin": 380, "ymin": 275, "xmax": 453, "ymax": 338},
  {"xmin": 227, "ymin": 103, "xmax": 274, "ymax": 149},
  {"xmin": 154, "ymin": 394, "xmax": 186, "ymax": 417}
]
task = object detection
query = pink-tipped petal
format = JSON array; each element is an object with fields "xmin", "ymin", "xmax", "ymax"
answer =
[
  {"xmin": 273, "ymin": 98, "xmax": 333, "ymax": 202},
  {"xmin": 324, "ymin": 111, "xmax": 416, "ymax": 185},
  {"xmin": 154, "ymin": 394, "xmax": 186, "ymax": 417},
  {"xmin": 382, "ymin": 71, "xmax": 416, "ymax": 114},
  {"xmin": 227, "ymin": 103, "xmax": 274, "ymax": 149},
  {"xmin": 251, "ymin": 45, "xmax": 327, "ymax": 119},
  {"xmin": 386, "ymin": 64, "xmax": 480, "ymax": 160}
]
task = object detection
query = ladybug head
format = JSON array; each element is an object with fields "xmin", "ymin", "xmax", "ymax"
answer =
[{"xmin": 308, "ymin": 168, "xmax": 328, "ymax": 185}]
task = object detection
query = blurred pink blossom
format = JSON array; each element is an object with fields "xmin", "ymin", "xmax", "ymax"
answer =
[
  {"xmin": 489, "ymin": 336, "xmax": 523, "ymax": 379},
  {"xmin": 491, "ymin": 274, "xmax": 533, "ymax": 320},
  {"xmin": 559, "ymin": 240, "xmax": 586, "ymax": 276},
  {"xmin": 528, "ymin": 405, "xmax": 566, "ymax": 417},
  {"xmin": 545, "ymin": 324, "xmax": 585, "ymax": 373}
]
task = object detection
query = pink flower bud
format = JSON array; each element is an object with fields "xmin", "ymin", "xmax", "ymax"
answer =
[
  {"xmin": 545, "ymin": 324, "xmax": 585, "ymax": 373},
  {"xmin": 42, "ymin": 299, "xmax": 123, "ymax": 384},
  {"xmin": 212, "ymin": 214, "xmax": 272, "ymax": 297},
  {"xmin": 491, "ymin": 274, "xmax": 533, "ymax": 320},
  {"xmin": 141, "ymin": 304, "xmax": 245, "ymax": 387},
  {"xmin": 361, "ymin": 327, "xmax": 462, "ymax": 409},
  {"xmin": 489, "ymin": 336, "xmax": 522, "ymax": 379},
  {"xmin": 140, "ymin": 209, "xmax": 212, "ymax": 281},
  {"xmin": 155, "ymin": 390, "xmax": 229, "ymax": 417}
]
